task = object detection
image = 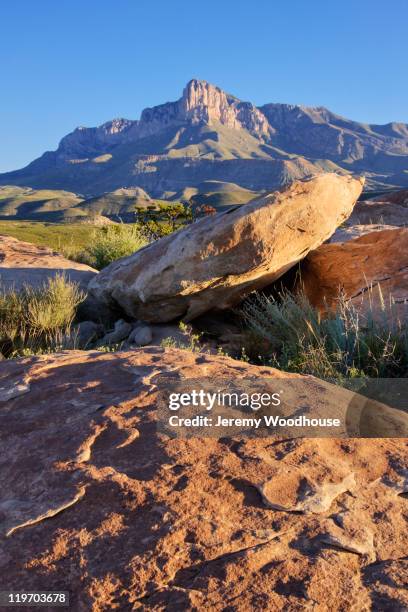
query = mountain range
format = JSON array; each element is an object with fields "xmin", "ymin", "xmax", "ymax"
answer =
[{"xmin": 1, "ymin": 79, "xmax": 407, "ymax": 198}]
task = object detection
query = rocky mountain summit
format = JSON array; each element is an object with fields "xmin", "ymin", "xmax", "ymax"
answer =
[{"xmin": 1, "ymin": 79, "xmax": 407, "ymax": 197}]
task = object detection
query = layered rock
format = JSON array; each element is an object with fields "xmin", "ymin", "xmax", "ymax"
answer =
[
  {"xmin": 88, "ymin": 174, "xmax": 364, "ymax": 322},
  {"xmin": 300, "ymin": 228, "xmax": 408, "ymax": 319},
  {"xmin": 0, "ymin": 235, "xmax": 97, "ymax": 292},
  {"xmin": 0, "ymin": 347, "xmax": 407, "ymax": 609}
]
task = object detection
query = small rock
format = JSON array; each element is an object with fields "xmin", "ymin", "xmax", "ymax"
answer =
[
  {"xmin": 128, "ymin": 325, "xmax": 153, "ymax": 346},
  {"xmin": 258, "ymin": 471, "xmax": 356, "ymax": 514},
  {"xmin": 73, "ymin": 321, "xmax": 105, "ymax": 348},
  {"xmin": 98, "ymin": 319, "xmax": 132, "ymax": 345}
]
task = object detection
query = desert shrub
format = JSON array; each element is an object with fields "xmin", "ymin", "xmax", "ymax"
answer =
[
  {"xmin": 241, "ymin": 289, "xmax": 408, "ymax": 380},
  {"xmin": 134, "ymin": 202, "xmax": 193, "ymax": 239},
  {"xmin": 0, "ymin": 274, "xmax": 85, "ymax": 358},
  {"xmin": 133, "ymin": 201, "xmax": 215, "ymax": 239},
  {"xmin": 81, "ymin": 224, "xmax": 149, "ymax": 270}
]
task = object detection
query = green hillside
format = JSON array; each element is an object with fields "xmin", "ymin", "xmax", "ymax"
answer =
[
  {"xmin": 187, "ymin": 180, "xmax": 259, "ymax": 208},
  {"xmin": 78, "ymin": 187, "xmax": 153, "ymax": 216},
  {"xmin": 0, "ymin": 186, "xmax": 83, "ymax": 220}
]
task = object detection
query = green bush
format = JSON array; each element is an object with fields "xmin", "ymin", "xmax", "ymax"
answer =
[
  {"xmin": 0, "ymin": 274, "xmax": 85, "ymax": 358},
  {"xmin": 241, "ymin": 289, "xmax": 408, "ymax": 380},
  {"xmin": 82, "ymin": 224, "xmax": 150, "ymax": 270}
]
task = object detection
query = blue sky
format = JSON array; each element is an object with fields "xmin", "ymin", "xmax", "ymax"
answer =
[{"xmin": 1, "ymin": 0, "xmax": 407, "ymax": 172}]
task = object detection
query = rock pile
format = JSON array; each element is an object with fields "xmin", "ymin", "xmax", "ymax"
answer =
[{"xmin": 2, "ymin": 176, "xmax": 408, "ymax": 609}]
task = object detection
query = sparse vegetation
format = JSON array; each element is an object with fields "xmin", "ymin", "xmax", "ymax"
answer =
[
  {"xmin": 241, "ymin": 289, "xmax": 408, "ymax": 379},
  {"xmin": 161, "ymin": 322, "xmax": 203, "ymax": 352},
  {"xmin": 79, "ymin": 224, "xmax": 150, "ymax": 269},
  {"xmin": 0, "ymin": 274, "xmax": 85, "ymax": 358}
]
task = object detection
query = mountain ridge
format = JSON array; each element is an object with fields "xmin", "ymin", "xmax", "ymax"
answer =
[{"xmin": 1, "ymin": 79, "xmax": 407, "ymax": 197}]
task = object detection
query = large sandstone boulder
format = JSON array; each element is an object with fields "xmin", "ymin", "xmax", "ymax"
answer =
[
  {"xmin": 0, "ymin": 235, "xmax": 97, "ymax": 292},
  {"xmin": 300, "ymin": 228, "xmax": 408, "ymax": 319},
  {"xmin": 1, "ymin": 347, "xmax": 408, "ymax": 609},
  {"xmin": 88, "ymin": 174, "xmax": 364, "ymax": 322}
]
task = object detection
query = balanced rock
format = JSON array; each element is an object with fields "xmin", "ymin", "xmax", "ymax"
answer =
[
  {"xmin": 0, "ymin": 234, "xmax": 97, "ymax": 292},
  {"xmin": 300, "ymin": 228, "xmax": 408, "ymax": 318},
  {"xmin": 0, "ymin": 347, "xmax": 407, "ymax": 609},
  {"xmin": 88, "ymin": 174, "xmax": 364, "ymax": 322}
]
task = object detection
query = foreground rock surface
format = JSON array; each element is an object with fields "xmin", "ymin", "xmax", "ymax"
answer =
[
  {"xmin": 300, "ymin": 228, "xmax": 408, "ymax": 319},
  {"xmin": 1, "ymin": 348, "xmax": 407, "ymax": 610},
  {"xmin": 88, "ymin": 174, "xmax": 364, "ymax": 322},
  {"xmin": 0, "ymin": 235, "xmax": 97, "ymax": 292}
]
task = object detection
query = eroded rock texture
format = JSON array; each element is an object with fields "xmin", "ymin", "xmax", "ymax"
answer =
[{"xmin": 0, "ymin": 348, "xmax": 407, "ymax": 610}]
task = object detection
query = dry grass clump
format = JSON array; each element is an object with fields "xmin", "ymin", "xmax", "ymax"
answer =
[
  {"xmin": 241, "ymin": 289, "xmax": 408, "ymax": 379},
  {"xmin": 0, "ymin": 274, "xmax": 85, "ymax": 358},
  {"xmin": 79, "ymin": 224, "xmax": 149, "ymax": 270}
]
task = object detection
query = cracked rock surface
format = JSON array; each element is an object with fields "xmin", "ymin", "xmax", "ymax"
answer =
[{"xmin": 0, "ymin": 348, "xmax": 407, "ymax": 610}]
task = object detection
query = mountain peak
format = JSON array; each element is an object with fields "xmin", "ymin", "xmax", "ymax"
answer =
[
  {"xmin": 3, "ymin": 80, "xmax": 408, "ymax": 197},
  {"xmin": 177, "ymin": 78, "xmax": 270, "ymax": 137},
  {"xmin": 181, "ymin": 78, "xmax": 232, "ymax": 112},
  {"xmin": 136, "ymin": 79, "xmax": 271, "ymax": 139}
]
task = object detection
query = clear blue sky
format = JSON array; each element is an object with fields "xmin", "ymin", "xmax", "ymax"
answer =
[{"xmin": 1, "ymin": 0, "xmax": 407, "ymax": 172}]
